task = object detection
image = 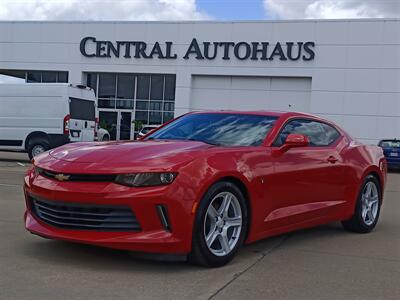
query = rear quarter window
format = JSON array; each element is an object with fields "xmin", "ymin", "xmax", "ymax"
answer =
[{"xmin": 274, "ymin": 119, "xmax": 341, "ymax": 147}]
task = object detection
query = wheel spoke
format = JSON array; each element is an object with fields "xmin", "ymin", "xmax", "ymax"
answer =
[
  {"xmin": 206, "ymin": 227, "xmax": 219, "ymax": 247},
  {"xmin": 367, "ymin": 209, "xmax": 374, "ymax": 222},
  {"xmin": 365, "ymin": 183, "xmax": 372, "ymax": 197},
  {"xmin": 207, "ymin": 205, "xmax": 218, "ymax": 219},
  {"xmin": 362, "ymin": 206, "xmax": 368, "ymax": 220},
  {"xmin": 225, "ymin": 216, "xmax": 242, "ymax": 228},
  {"xmin": 218, "ymin": 232, "xmax": 230, "ymax": 254},
  {"xmin": 369, "ymin": 196, "xmax": 379, "ymax": 206},
  {"xmin": 219, "ymin": 193, "xmax": 232, "ymax": 216}
]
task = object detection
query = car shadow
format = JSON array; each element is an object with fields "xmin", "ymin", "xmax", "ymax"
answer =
[
  {"xmin": 22, "ymin": 238, "xmax": 195, "ymax": 273},
  {"xmin": 22, "ymin": 222, "xmax": 347, "ymax": 271}
]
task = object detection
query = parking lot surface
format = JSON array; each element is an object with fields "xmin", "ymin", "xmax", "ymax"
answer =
[{"xmin": 0, "ymin": 154, "xmax": 399, "ymax": 300}]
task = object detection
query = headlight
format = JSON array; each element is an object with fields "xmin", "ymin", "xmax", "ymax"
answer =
[
  {"xmin": 115, "ymin": 172, "xmax": 177, "ymax": 187},
  {"xmin": 34, "ymin": 166, "xmax": 43, "ymax": 177}
]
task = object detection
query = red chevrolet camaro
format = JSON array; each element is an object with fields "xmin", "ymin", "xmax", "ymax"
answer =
[{"xmin": 24, "ymin": 111, "xmax": 387, "ymax": 267}]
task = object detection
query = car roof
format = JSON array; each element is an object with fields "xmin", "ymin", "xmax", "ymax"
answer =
[{"xmin": 190, "ymin": 110, "xmax": 321, "ymax": 119}]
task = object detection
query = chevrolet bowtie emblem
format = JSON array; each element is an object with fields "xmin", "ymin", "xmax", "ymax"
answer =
[{"xmin": 54, "ymin": 174, "xmax": 70, "ymax": 181}]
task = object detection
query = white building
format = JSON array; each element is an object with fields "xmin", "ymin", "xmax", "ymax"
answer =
[{"xmin": 0, "ymin": 19, "xmax": 399, "ymax": 143}]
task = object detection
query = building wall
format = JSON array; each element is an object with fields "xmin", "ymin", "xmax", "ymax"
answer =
[{"xmin": 0, "ymin": 19, "xmax": 399, "ymax": 144}]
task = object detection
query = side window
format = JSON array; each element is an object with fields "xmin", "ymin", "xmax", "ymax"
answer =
[
  {"xmin": 274, "ymin": 119, "xmax": 341, "ymax": 147},
  {"xmin": 320, "ymin": 123, "xmax": 341, "ymax": 146}
]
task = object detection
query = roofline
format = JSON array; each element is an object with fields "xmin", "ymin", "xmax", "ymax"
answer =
[{"xmin": 0, "ymin": 18, "xmax": 398, "ymax": 25}]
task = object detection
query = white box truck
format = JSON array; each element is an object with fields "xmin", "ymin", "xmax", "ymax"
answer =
[{"xmin": 0, "ymin": 83, "xmax": 97, "ymax": 159}]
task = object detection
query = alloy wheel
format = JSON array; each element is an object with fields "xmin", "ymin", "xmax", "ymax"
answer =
[
  {"xmin": 203, "ymin": 191, "xmax": 243, "ymax": 257},
  {"xmin": 361, "ymin": 181, "xmax": 379, "ymax": 226},
  {"xmin": 31, "ymin": 145, "xmax": 46, "ymax": 157}
]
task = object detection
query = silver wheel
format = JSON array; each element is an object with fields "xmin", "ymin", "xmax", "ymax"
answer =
[
  {"xmin": 361, "ymin": 181, "xmax": 379, "ymax": 226},
  {"xmin": 31, "ymin": 144, "xmax": 46, "ymax": 157},
  {"xmin": 203, "ymin": 191, "xmax": 242, "ymax": 257}
]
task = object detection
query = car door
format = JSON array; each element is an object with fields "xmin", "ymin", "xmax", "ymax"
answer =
[
  {"xmin": 264, "ymin": 118, "xmax": 347, "ymax": 228},
  {"xmin": 69, "ymin": 97, "xmax": 96, "ymax": 142}
]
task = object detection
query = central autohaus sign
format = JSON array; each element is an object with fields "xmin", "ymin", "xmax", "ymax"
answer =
[{"xmin": 80, "ymin": 37, "xmax": 315, "ymax": 61}]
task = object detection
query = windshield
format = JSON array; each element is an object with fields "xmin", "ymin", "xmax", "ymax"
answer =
[
  {"xmin": 146, "ymin": 113, "xmax": 278, "ymax": 146},
  {"xmin": 379, "ymin": 140, "xmax": 400, "ymax": 148}
]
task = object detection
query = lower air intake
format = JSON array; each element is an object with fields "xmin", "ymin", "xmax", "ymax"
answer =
[{"xmin": 29, "ymin": 195, "xmax": 141, "ymax": 232}]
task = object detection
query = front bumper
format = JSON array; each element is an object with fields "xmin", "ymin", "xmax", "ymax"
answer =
[{"xmin": 24, "ymin": 170, "xmax": 195, "ymax": 254}]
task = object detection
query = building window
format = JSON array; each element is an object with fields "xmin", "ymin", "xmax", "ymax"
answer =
[
  {"xmin": 150, "ymin": 75, "xmax": 164, "ymax": 100},
  {"xmin": 86, "ymin": 73, "xmax": 97, "ymax": 94},
  {"xmin": 136, "ymin": 75, "xmax": 150, "ymax": 100},
  {"xmin": 164, "ymin": 75, "xmax": 176, "ymax": 101},
  {"xmin": 26, "ymin": 70, "xmax": 68, "ymax": 83},
  {"xmin": 57, "ymin": 72, "xmax": 68, "ymax": 83},
  {"xmin": 86, "ymin": 72, "xmax": 176, "ymax": 125},
  {"xmin": 27, "ymin": 71, "xmax": 41, "ymax": 83},
  {"xmin": 42, "ymin": 71, "xmax": 57, "ymax": 83}
]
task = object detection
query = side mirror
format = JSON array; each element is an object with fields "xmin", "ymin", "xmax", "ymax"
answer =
[
  {"xmin": 273, "ymin": 133, "xmax": 309, "ymax": 156},
  {"xmin": 285, "ymin": 133, "xmax": 309, "ymax": 148}
]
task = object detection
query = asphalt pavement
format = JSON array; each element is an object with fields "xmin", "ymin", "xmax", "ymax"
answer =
[{"xmin": 0, "ymin": 152, "xmax": 399, "ymax": 300}]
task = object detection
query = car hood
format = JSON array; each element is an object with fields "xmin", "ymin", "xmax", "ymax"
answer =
[{"xmin": 35, "ymin": 140, "xmax": 212, "ymax": 173}]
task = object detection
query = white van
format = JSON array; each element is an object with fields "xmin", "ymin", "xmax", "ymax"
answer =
[{"xmin": 0, "ymin": 83, "xmax": 97, "ymax": 159}]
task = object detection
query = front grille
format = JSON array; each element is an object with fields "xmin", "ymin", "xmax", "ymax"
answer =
[
  {"xmin": 37, "ymin": 168, "xmax": 116, "ymax": 182},
  {"xmin": 29, "ymin": 195, "xmax": 141, "ymax": 231}
]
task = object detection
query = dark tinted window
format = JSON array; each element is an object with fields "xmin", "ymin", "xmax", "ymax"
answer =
[
  {"xmin": 148, "ymin": 113, "xmax": 278, "ymax": 146},
  {"xmin": 57, "ymin": 72, "xmax": 68, "ymax": 83},
  {"xmin": 164, "ymin": 75, "xmax": 176, "ymax": 100},
  {"xmin": 163, "ymin": 112, "xmax": 174, "ymax": 123},
  {"xmin": 274, "ymin": 119, "xmax": 340, "ymax": 147},
  {"xmin": 98, "ymin": 73, "xmax": 116, "ymax": 98},
  {"xmin": 135, "ymin": 111, "xmax": 148, "ymax": 123},
  {"xmin": 149, "ymin": 111, "xmax": 162, "ymax": 124},
  {"xmin": 86, "ymin": 73, "xmax": 97, "ymax": 94},
  {"xmin": 136, "ymin": 101, "xmax": 148, "ymax": 110},
  {"xmin": 27, "ymin": 71, "xmax": 41, "ymax": 83},
  {"xmin": 42, "ymin": 71, "xmax": 57, "ymax": 82},
  {"xmin": 164, "ymin": 102, "xmax": 174, "ymax": 111},
  {"xmin": 150, "ymin": 75, "xmax": 164, "ymax": 100},
  {"xmin": 69, "ymin": 98, "xmax": 95, "ymax": 121},
  {"xmin": 117, "ymin": 74, "xmax": 135, "ymax": 99},
  {"xmin": 98, "ymin": 99, "xmax": 115, "ymax": 109},
  {"xmin": 116, "ymin": 99, "xmax": 134, "ymax": 109},
  {"xmin": 136, "ymin": 75, "xmax": 150, "ymax": 99},
  {"xmin": 150, "ymin": 101, "xmax": 162, "ymax": 111}
]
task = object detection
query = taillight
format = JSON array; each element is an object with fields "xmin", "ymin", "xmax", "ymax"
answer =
[
  {"xmin": 94, "ymin": 117, "xmax": 99, "ymax": 136},
  {"xmin": 63, "ymin": 114, "xmax": 70, "ymax": 135}
]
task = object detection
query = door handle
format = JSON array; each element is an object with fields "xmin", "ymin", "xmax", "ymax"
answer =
[{"xmin": 327, "ymin": 156, "xmax": 338, "ymax": 164}]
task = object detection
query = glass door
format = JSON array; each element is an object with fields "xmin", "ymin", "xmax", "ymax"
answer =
[
  {"xmin": 119, "ymin": 112, "xmax": 132, "ymax": 140},
  {"xmin": 99, "ymin": 110, "xmax": 133, "ymax": 141},
  {"xmin": 99, "ymin": 111, "xmax": 118, "ymax": 140}
]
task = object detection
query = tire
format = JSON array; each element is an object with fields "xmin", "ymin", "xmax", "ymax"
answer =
[
  {"xmin": 102, "ymin": 134, "xmax": 110, "ymax": 141},
  {"xmin": 189, "ymin": 181, "xmax": 248, "ymax": 267},
  {"xmin": 27, "ymin": 137, "xmax": 50, "ymax": 160},
  {"xmin": 341, "ymin": 174, "xmax": 381, "ymax": 233}
]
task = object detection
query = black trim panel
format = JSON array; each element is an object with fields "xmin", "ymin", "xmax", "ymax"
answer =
[
  {"xmin": 0, "ymin": 140, "xmax": 23, "ymax": 146},
  {"xmin": 47, "ymin": 134, "xmax": 70, "ymax": 148}
]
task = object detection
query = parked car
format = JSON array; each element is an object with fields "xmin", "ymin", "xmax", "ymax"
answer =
[
  {"xmin": 379, "ymin": 139, "xmax": 400, "ymax": 169},
  {"xmin": 24, "ymin": 111, "xmax": 387, "ymax": 267},
  {"xmin": 137, "ymin": 125, "xmax": 159, "ymax": 139},
  {"xmin": 96, "ymin": 128, "xmax": 110, "ymax": 141},
  {"xmin": 0, "ymin": 83, "xmax": 97, "ymax": 159}
]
